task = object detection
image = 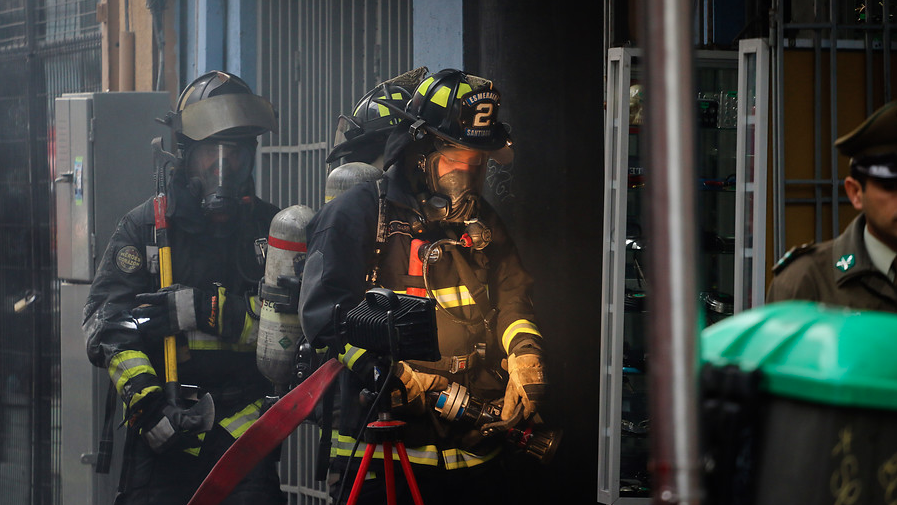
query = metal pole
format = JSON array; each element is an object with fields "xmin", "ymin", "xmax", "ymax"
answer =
[{"xmin": 641, "ymin": 0, "xmax": 702, "ymax": 503}]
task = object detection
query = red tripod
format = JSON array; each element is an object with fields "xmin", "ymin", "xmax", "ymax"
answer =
[{"xmin": 345, "ymin": 412, "xmax": 425, "ymax": 505}]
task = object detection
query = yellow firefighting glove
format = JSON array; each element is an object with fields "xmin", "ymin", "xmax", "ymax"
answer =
[
  {"xmin": 391, "ymin": 361, "xmax": 449, "ymax": 414},
  {"xmin": 501, "ymin": 353, "xmax": 546, "ymax": 421}
]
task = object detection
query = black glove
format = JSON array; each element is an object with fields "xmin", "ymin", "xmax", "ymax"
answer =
[
  {"xmin": 131, "ymin": 284, "xmax": 221, "ymax": 342},
  {"xmin": 135, "ymin": 395, "xmax": 212, "ymax": 454}
]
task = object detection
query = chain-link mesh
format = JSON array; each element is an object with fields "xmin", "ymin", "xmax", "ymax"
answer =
[{"xmin": 0, "ymin": 1, "xmax": 99, "ymax": 503}]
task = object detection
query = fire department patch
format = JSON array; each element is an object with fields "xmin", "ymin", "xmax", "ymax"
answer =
[
  {"xmin": 115, "ymin": 245, "xmax": 143, "ymax": 274},
  {"xmin": 387, "ymin": 220, "xmax": 412, "ymax": 237}
]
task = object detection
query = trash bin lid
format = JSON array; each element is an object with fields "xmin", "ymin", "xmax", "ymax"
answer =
[{"xmin": 701, "ymin": 301, "xmax": 897, "ymax": 410}]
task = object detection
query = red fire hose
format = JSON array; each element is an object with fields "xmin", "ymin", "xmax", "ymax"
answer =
[{"xmin": 188, "ymin": 358, "xmax": 344, "ymax": 505}]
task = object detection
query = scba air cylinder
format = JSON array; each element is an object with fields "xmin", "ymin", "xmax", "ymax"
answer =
[
  {"xmin": 325, "ymin": 162, "xmax": 382, "ymax": 203},
  {"xmin": 257, "ymin": 204, "xmax": 316, "ymax": 392}
]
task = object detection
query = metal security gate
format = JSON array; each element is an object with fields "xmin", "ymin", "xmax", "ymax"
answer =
[
  {"xmin": 256, "ymin": 1, "xmax": 413, "ymax": 503},
  {"xmin": 771, "ymin": 0, "xmax": 896, "ymax": 257},
  {"xmin": 256, "ymin": 0, "xmax": 413, "ymax": 211},
  {"xmin": 0, "ymin": 2, "xmax": 101, "ymax": 504}
]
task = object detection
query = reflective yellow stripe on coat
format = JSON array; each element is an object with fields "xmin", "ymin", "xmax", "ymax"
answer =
[
  {"xmin": 185, "ymin": 330, "xmax": 256, "ymax": 352},
  {"xmin": 108, "ymin": 350, "xmax": 159, "ymax": 403},
  {"xmin": 339, "ymin": 343, "xmax": 367, "ymax": 371},
  {"xmin": 430, "ymin": 286, "xmax": 475, "ymax": 308},
  {"xmin": 501, "ymin": 319, "xmax": 543, "ymax": 354},
  {"xmin": 219, "ymin": 399, "xmax": 263, "ymax": 439}
]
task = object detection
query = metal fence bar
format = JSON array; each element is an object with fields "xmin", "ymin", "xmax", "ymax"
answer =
[
  {"xmin": 0, "ymin": 2, "xmax": 100, "ymax": 504},
  {"xmin": 772, "ymin": 0, "xmax": 896, "ymax": 254}
]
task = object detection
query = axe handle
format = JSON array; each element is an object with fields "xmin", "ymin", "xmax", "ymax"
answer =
[{"xmin": 154, "ymin": 194, "xmax": 179, "ymax": 387}]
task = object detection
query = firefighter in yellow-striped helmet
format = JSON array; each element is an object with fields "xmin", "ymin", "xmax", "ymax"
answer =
[
  {"xmin": 327, "ymin": 80, "xmax": 416, "ymax": 167},
  {"xmin": 379, "ymin": 68, "xmax": 514, "ymax": 223},
  {"xmin": 327, "ymin": 67, "xmax": 429, "ymax": 167},
  {"xmin": 324, "ymin": 68, "xmax": 429, "ymax": 202}
]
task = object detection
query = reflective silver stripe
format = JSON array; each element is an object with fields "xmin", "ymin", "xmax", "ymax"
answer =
[
  {"xmin": 219, "ymin": 400, "xmax": 262, "ymax": 438},
  {"xmin": 332, "ymin": 434, "xmax": 439, "ymax": 466},
  {"xmin": 441, "ymin": 446, "xmax": 501, "ymax": 470},
  {"xmin": 501, "ymin": 319, "xmax": 543, "ymax": 354},
  {"xmin": 174, "ymin": 288, "xmax": 196, "ymax": 330},
  {"xmin": 108, "ymin": 350, "xmax": 156, "ymax": 394}
]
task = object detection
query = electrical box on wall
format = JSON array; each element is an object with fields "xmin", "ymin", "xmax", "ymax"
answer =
[
  {"xmin": 55, "ymin": 92, "xmax": 172, "ymax": 505},
  {"xmin": 54, "ymin": 92, "xmax": 171, "ymax": 283}
]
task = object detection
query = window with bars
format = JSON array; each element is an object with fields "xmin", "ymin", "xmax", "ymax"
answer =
[{"xmin": 0, "ymin": 0, "xmax": 99, "ymax": 50}]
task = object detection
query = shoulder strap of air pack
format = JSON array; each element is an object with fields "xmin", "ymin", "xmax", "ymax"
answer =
[{"xmin": 366, "ymin": 178, "xmax": 390, "ymax": 286}]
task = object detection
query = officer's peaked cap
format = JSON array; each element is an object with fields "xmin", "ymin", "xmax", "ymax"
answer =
[{"xmin": 836, "ymin": 100, "xmax": 897, "ymax": 178}]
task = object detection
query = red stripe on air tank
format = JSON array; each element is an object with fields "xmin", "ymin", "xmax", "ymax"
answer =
[{"xmin": 268, "ymin": 235, "xmax": 307, "ymax": 252}]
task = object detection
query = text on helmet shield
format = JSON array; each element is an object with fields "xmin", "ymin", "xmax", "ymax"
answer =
[{"xmin": 461, "ymin": 92, "xmax": 500, "ymax": 136}]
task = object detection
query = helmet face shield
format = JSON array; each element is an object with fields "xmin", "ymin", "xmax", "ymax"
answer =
[
  {"xmin": 325, "ymin": 81, "xmax": 415, "ymax": 164},
  {"xmin": 186, "ymin": 140, "xmax": 255, "ymax": 220},
  {"xmin": 332, "ymin": 114, "xmax": 363, "ymax": 148},
  {"xmin": 179, "ymin": 93, "xmax": 278, "ymax": 142}
]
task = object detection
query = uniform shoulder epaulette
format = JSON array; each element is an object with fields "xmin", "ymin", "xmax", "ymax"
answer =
[{"xmin": 772, "ymin": 242, "xmax": 816, "ymax": 274}]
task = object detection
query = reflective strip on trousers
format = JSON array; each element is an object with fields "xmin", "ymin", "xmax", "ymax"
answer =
[
  {"xmin": 501, "ymin": 319, "xmax": 542, "ymax": 354},
  {"xmin": 186, "ymin": 330, "xmax": 256, "ymax": 352},
  {"xmin": 219, "ymin": 399, "xmax": 263, "ymax": 439},
  {"xmin": 332, "ymin": 432, "xmax": 499, "ymax": 469},
  {"xmin": 108, "ymin": 350, "xmax": 157, "ymax": 395},
  {"xmin": 332, "ymin": 433, "xmax": 439, "ymax": 466},
  {"xmin": 441, "ymin": 446, "xmax": 501, "ymax": 470}
]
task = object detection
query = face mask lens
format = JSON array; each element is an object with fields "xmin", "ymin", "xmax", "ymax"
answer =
[
  {"xmin": 434, "ymin": 140, "xmax": 486, "ymax": 167},
  {"xmin": 435, "ymin": 169, "xmax": 474, "ymax": 195},
  {"xmin": 186, "ymin": 141, "xmax": 254, "ymax": 214}
]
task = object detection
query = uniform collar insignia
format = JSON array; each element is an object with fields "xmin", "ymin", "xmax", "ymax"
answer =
[{"xmin": 835, "ymin": 254, "xmax": 855, "ymax": 272}]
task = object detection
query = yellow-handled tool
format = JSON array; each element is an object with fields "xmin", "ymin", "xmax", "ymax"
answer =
[
  {"xmin": 151, "ymin": 137, "xmax": 214, "ymax": 426},
  {"xmin": 152, "ymin": 137, "xmax": 179, "ymax": 388}
]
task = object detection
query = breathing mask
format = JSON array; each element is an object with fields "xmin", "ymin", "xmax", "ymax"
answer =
[
  {"xmin": 420, "ymin": 139, "xmax": 488, "ymax": 223},
  {"xmin": 185, "ymin": 140, "xmax": 255, "ymax": 221}
]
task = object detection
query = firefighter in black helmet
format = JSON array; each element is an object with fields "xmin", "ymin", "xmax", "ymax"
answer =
[
  {"xmin": 324, "ymin": 67, "xmax": 428, "ymax": 202},
  {"xmin": 299, "ymin": 69, "xmax": 547, "ymax": 505},
  {"xmin": 84, "ymin": 71, "xmax": 286, "ymax": 504}
]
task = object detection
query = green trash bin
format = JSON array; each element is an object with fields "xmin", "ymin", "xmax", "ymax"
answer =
[{"xmin": 700, "ymin": 301, "xmax": 897, "ymax": 505}]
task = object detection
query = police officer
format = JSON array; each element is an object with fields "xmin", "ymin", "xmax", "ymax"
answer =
[
  {"xmin": 323, "ymin": 67, "xmax": 427, "ymax": 202},
  {"xmin": 83, "ymin": 71, "xmax": 286, "ymax": 504},
  {"xmin": 767, "ymin": 100, "xmax": 897, "ymax": 312},
  {"xmin": 299, "ymin": 69, "xmax": 547, "ymax": 505}
]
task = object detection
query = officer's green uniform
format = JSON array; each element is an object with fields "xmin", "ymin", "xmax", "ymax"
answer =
[
  {"xmin": 767, "ymin": 99, "xmax": 897, "ymax": 312},
  {"xmin": 766, "ymin": 214, "xmax": 897, "ymax": 312}
]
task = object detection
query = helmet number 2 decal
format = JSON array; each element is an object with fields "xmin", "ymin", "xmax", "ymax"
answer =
[{"xmin": 473, "ymin": 103, "xmax": 495, "ymax": 127}]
